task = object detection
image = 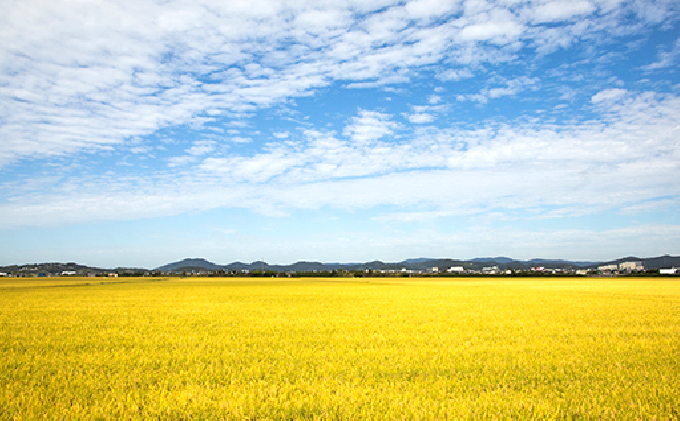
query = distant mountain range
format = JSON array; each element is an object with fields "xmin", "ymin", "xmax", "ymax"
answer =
[
  {"xmin": 154, "ymin": 255, "xmax": 680, "ymax": 272},
  {"xmin": 3, "ymin": 255, "xmax": 679, "ymax": 275}
]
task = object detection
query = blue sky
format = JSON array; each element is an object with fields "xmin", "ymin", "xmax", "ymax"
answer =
[{"xmin": 1, "ymin": 0, "xmax": 679, "ymax": 268}]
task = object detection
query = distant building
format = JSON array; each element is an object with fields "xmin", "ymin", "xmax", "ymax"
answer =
[
  {"xmin": 660, "ymin": 268, "xmax": 678, "ymax": 275},
  {"xmin": 447, "ymin": 266, "xmax": 464, "ymax": 273},
  {"xmin": 482, "ymin": 266, "xmax": 499, "ymax": 274},
  {"xmin": 598, "ymin": 264, "xmax": 618, "ymax": 272},
  {"xmin": 619, "ymin": 261, "xmax": 643, "ymax": 271},
  {"xmin": 61, "ymin": 270, "xmax": 77, "ymax": 276}
]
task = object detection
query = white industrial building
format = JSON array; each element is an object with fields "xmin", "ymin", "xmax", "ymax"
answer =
[
  {"xmin": 482, "ymin": 266, "xmax": 499, "ymax": 274},
  {"xmin": 619, "ymin": 261, "xmax": 643, "ymax": 272},
  {"xmin": 598, "ymin": 264, "xmax": 618, "ymax": 272}
]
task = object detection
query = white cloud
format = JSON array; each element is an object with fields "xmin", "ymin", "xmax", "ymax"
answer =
[
  {"xmin": 130, "ymin": 146, "xmax": 153, "ymax": 154},
  {"xmin": 343, "ymin": 110, "xmax": 402, "ymax": 144},
  {"xmin": 528, "ymin": 0, "xmax": 596, "ymax": 23},
  {"xmin": 436, "ymin": 68, "xmax": 475, "ymax": 81},
  {"xmin": 461, "ymin": 75, "xmax": 538, "ymax": 102},
  {"xmin": 372, "ymin": 209, "xmax": 483, "ymax": 222},
  {"xmin": 404, "ymin": 0, "xmax": 462, "ymax": 20},
  {"xmin": 405, "ymin": 103, "xmax": 448, "ymax": 123},
  {"xmin": 642, "ymin": 38, "xmax": 680, "ymax": 70},
  {"xmin": 273, "ymin": 131, "xmax": 290, "ymax": 139},
  {"xmin": 427, "ymin": 95, "xmax": 442, "ymax": 104},
  {"xmin": 591, "ymin": 88, "xmax": 628, "ymax": 103},
  {"xmin": 631, "ymin": 0, "xmax": 677, "ymax": 25},
  {"xmin": 620, "ymin": 198, "xmax": 680, "ymax": 215},
  {"xmin": 186, "ymin": 140, "xmax": 216, "ymax": 156},
  {"xmin": 407, "ymin": 113, "xmax": 436, "ymax": 123},
  {"xmin": 199, "ymin": 151, "xmax": 301, "ymax": 183},
  {"xmin": 457, "ymin": 9, "xmax": 524, "ymax": 44},
  {"xmin": 168, "ymin": 156, "xmax": 196, "ymax": 167}
]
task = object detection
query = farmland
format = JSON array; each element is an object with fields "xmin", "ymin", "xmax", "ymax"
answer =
[{"xmin": 1, "ymin": 278, "xmax": 678, "ymax": 418}]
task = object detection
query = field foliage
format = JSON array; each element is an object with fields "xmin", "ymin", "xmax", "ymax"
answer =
[{"xmin": 1, "ymin": 277, "xmax": 678, "ymax": 418}]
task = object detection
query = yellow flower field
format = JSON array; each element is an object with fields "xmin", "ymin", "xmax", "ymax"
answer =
[{"xmin": 1, "ymin": 277, "xmax": 678, "ymax": 419}]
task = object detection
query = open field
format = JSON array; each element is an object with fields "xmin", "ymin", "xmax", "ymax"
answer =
[
  {"xmin": 0, "ymin": 277, "xmax": 166, "ymax": 289},
  {"xmin": 1, "ymin": 277, "xmax": 678, "ymax": 418}
]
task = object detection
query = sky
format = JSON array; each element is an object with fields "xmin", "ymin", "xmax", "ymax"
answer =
[{"xmin": 1, "ymin": 0, "xmax": 679, "ymax": 268}]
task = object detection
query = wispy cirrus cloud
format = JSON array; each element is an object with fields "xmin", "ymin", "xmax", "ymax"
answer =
[
  {"xmin": 642, "ymin": 37, "xmax": 680, "ymax": 70},
  {"xmin": 458, "ymin": 75, "xmax": 539, "ymax": 103},
  {"xmin": 526, "ymin": 0, "xmax": 597, "ymax": 24}
]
